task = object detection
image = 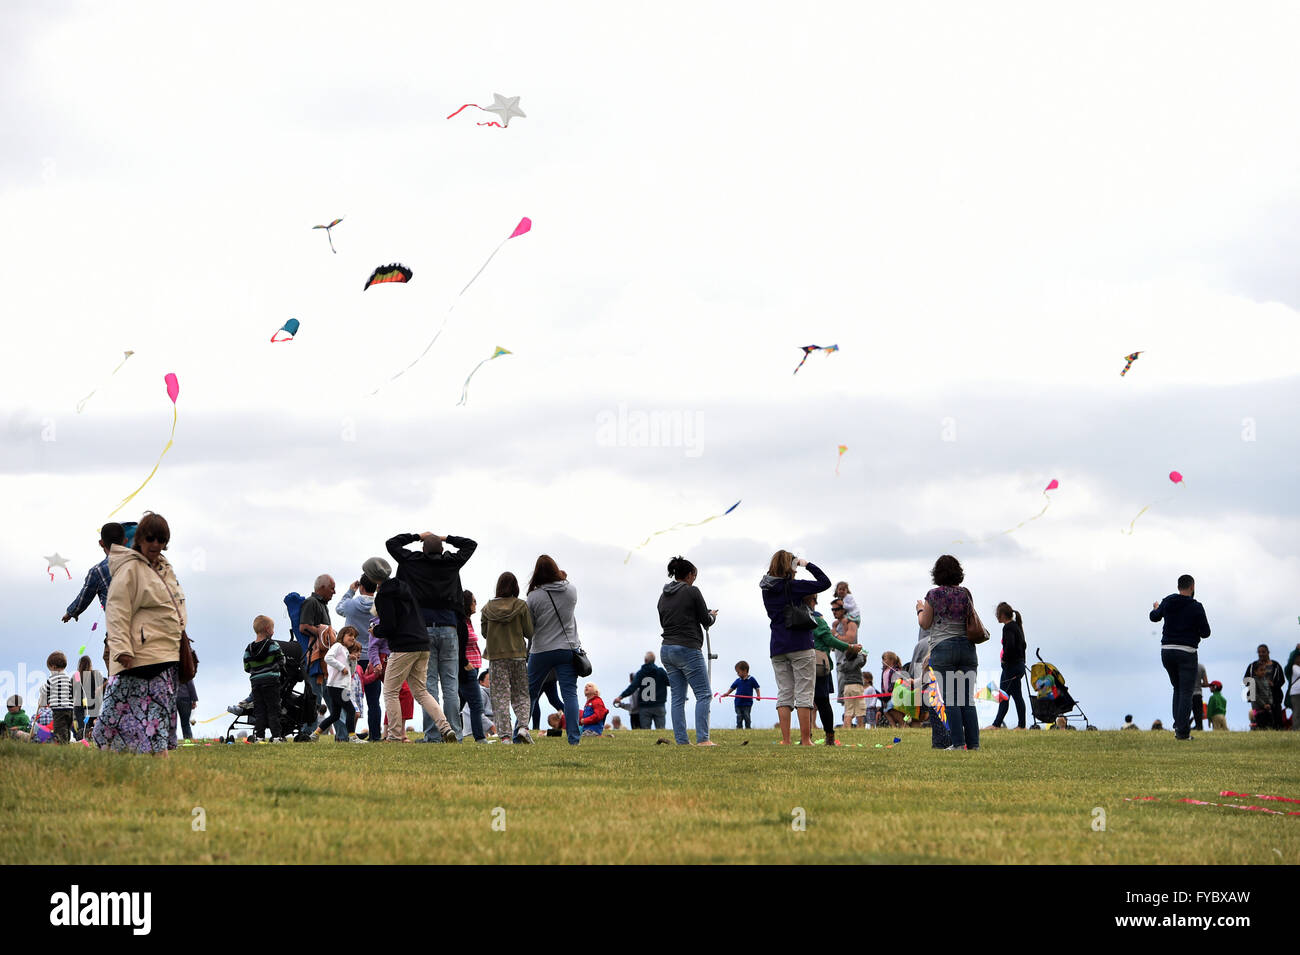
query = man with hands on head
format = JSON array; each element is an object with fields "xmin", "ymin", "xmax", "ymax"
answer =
[{"xmin": 386, "ymin": 530, "xmax": 477, "ymax": 742}]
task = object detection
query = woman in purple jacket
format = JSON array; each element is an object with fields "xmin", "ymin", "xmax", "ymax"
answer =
[{"xmin": 760, "ymin": 550, "xmax": 831, "ymax": 745}]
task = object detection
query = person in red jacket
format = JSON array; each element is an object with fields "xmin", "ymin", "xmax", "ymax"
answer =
[{"xmin": 579, "ymin": 682, "xmax": 608, "ymax": 736}]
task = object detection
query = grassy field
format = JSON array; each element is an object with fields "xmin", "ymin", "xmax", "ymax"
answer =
[{"xmin": 3, "ymin": 727, "xmax": 1298, "ymax": 865}]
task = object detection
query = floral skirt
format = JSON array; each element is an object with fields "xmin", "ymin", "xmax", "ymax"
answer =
[{"xmin": 92, "ymin": 665, "xmax": 179, "ymax": 754}]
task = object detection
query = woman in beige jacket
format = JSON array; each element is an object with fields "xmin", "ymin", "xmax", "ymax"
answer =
[{"xmin": 93, "ymin": 512, "xmax": 185, "ymax": 755}]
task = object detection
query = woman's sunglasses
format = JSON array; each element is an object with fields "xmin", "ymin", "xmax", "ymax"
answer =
[{"xmin": 143, "ymin": 535, "xmax": 169, "ymax": 544}]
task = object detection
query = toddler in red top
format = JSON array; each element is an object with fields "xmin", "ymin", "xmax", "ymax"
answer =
[{"xmin": 579, "ymin": 682, "xmax": 608, "ymax": 736}]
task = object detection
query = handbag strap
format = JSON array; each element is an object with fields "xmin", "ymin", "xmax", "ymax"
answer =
[
  {"xmin": 544, "ymin": 589, "xmax": 579, "ymax": 651},
  {"xmin": 150, "ymin": 563, "xmax": 186, "ymax": 635}
]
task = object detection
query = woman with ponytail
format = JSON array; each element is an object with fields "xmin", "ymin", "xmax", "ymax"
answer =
[
  {"xmin": 992, "ymin": 602, "xmax": 1027, "ymax": 729},
  {"xmin": 657, "ymin": 556, "xmax": 718, "ymax": 745}
]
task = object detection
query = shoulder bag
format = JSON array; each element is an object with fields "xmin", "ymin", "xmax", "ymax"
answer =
[
  {"xmin": 545, "ymin": 590, "xmax": 592, "ymax": 677},
  {"xmin": 962, "ymin": 587, "xmax": 990, "ymax": 644},
  {"xmin": 782, "ymin": 578, "xmax": 817, "ymax": 632},
  {"xmin": 151, "ymin": 565, "xmax": 199, "ymax": 682}
]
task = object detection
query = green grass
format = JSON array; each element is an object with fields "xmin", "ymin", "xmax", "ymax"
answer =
[{"xmin": 3, "ymin": 728, "xmax": 1298, "ymax": 864}]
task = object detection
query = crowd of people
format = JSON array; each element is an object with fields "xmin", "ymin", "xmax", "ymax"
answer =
[{"xmin": 11, "ymin": 517, "xmax": 1300, "ymax": 753}]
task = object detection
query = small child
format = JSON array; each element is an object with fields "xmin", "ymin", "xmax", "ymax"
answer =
[
  {"xmin": 880, "ymin": 651, "xmax": 905, "ymax": 728},
  {"xmin": 315, "ymin": 627, "xmax": 359, "ymax": 742},
  {"xmin": 579, "ymin": 682, "xmax": 608, "ymax": 736},
  {"xmin": 4, "ymin": 694, "xmax": 31, "ymax": 741},
  {"xmin": 1207, "ymin": 680, "xmax": 1228, "ymax": 731},
  {"xmin": 244, "ymin": 615, "xmax": 284, "ymax": 742},
  {"xmin": 840, "ymin": 648, "xmax": 867, "ymax": 729},
  {"xmin": 834, "ymin": 581, "xmax": 861, "ymax": 622},
  {"xmin": 862, "ymin": 672, "xmax": 878, "ymax": 728},
  {"xmin": 1121, "ymin": 714, "xmax": 1139, "ymax": 730},
  {"xmin": 545, "ymin": 712, "xmax": 564, "ymax": 737},
  {"xmin": 721, "ymin": 661, "xmax": 761, "ymax": 729},
  {"xmin": 610, "ymin": 715, "xmax": 623, "ymax": 731},
  {"xmin": 38, "ymin": 652, "xmax": 76, "ymax": 744}
]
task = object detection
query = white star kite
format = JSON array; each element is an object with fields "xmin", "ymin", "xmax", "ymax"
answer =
[
  {"xmin": 447, "ymin": 93, "xmax": 527, "ymax": 129},
  {"xmin": 44, "ymin": 553, "xmax": 71, "ymax": 581},
  {"xmin": 482, "ymin": 93, "xmax": 526, "ymax": 127}
]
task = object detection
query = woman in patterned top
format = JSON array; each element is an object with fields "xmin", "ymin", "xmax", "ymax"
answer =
[{"xmin": 916, "ymin": 554, "xmax": 981, "ymax": 751}]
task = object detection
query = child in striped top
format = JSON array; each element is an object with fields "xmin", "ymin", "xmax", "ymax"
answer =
[{"xmin": 39, "ymin": 652, "xmax": 76, "ymax": 743}]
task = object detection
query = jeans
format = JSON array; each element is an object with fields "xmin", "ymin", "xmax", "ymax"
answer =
[
  {"xmin": 1161, "ymin": 648, "xmax": 1198, "ymax": 738},
  {"xmin": 1191, "ymin": 693, "xmax": 1204, "ymax": 732},
  {"xmin": 424, "ymin": 626, "xmax": 461, "ymax": 741},
  {"xmin": 458, "ymin": 668, "xmax": 485, "ymax": 741},
  {"xmin": 735, "ymin": 705, "xmax": 752, "ymax": 729},
  {"xmin": 177, "ymin": 698, "xmax": 194, "ymax": 739},
  {"xmin": 639, "ymin": 705, "xmax": 666, "ymax": 730},
  {"xmin": 661, "ymin": 644, "xmax": 711, "ymax": 744},
  {"xmin": 527, "ymin": 650, "xmax": 581, "ymax": 745},
  {"xmin": 360, "ymin": 659, "xmax": 383, "ymax": 741},
  {"xmin": 929, "ymin": 638, "xmax": 979, "ymax": 750},
  {"xmin": 992, "ymin": 662, "xmax": 1026, "ymax": 728},
  {"xmin": 530, "ymin": 672, "xmax": 563, "ymax": 730},
  {"xmin": 320, "ymin": 686, "xmax": 355, "ymax": 742}
]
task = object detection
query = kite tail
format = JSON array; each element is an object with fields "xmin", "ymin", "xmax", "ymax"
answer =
[
  {"xmin": 445, "ymin": 104, "xmax": 481, "ymax": 120},
  {"xmin": 1122, "ymin": 504, "xmax": 1150, "ymax": 536},
  {"xmin": 476, "ymin": 121, "xmax": 506, "ymax": 128},
  {"xmin": 457, "ymin": 359, "xmax": 489, "ymax": 407},
  {"xmin": 107, "ymin": 407, "xmax": 177, "ymax": 519}
]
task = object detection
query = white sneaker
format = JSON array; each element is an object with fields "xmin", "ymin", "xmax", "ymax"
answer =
[
  {"xmin": 350, "ymin": 737, "xmax": 367, "ymax": 744},
  {"xmin": 270, "ymin": 737, "xmax": 285, "ymax": 744}
]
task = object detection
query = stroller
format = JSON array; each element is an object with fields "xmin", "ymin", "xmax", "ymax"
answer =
[
  {"xmin": 225, "ymin": 639, "xmax": 315, "ymax": 742},
  {"xmin": 1024, "ymin": 648, "xmax": 1094, "ymax": 730}
]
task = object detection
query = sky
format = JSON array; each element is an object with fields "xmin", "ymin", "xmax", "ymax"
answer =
[{"xmin": 4, "ymin": 0, "xmax": 1300, "ymax": 735}]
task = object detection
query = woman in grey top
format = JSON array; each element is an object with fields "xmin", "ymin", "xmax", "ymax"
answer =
[
  {"xmin": 916, "ymin": 554, "xmax": 979, "ymax": 750},
  {"xmin": 525, "ymin": 555, "xmax": 582, "ymax": 745}
]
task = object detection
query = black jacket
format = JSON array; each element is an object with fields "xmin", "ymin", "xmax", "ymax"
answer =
[
  {"xmin": 1150, "ymin": 594, "xmax": 1211, "ymax": 649},
  {"xmin": 373, "ymin": 577, "xmax": 431, "ymax": 653},
  {"xmin": 658, "ymin": 581, "xmax": 714, "ymax": 650},
  {"xmin": 386, "ymin": 534, "xmax": 476, "ymax": 621},
  {"xmin": 1001, "ymin": 620, "xmax": 1026, "ymax": 666}
]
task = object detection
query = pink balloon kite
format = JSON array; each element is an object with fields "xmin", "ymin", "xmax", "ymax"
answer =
[
  {"xmin": 1124, "ymin": 470, "xmax": 1186, "ymax": 535},
  {"xmin": 107, "ymin": 373, "xmax": 180, "ymax": 518},
  {"xmin": 953, "ymin": 478, "xmax": 1059, "ymax": 543}
]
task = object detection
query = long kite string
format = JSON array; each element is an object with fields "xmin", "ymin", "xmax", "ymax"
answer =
[
  {"xmin": 1124, "ymin": 482, "xmax": 1185, "ymax": 535},
  {"xmin": 624, "ymin": 502, "xmax": 740, "ymax": 565},
  {"xmin": 76, "ymin": 352, "xmax": 134, "ymax": 414},
  {"xmin": 369, "ymin": 237, "xmax": 511, "ymax": 396},
  {"xmin": 954, "ymin": 490, "xmax": 1053, "ymax": 545},
  {"xmin": 107, "ymin": 403, "xmax": 176, "ymax": 518}
]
